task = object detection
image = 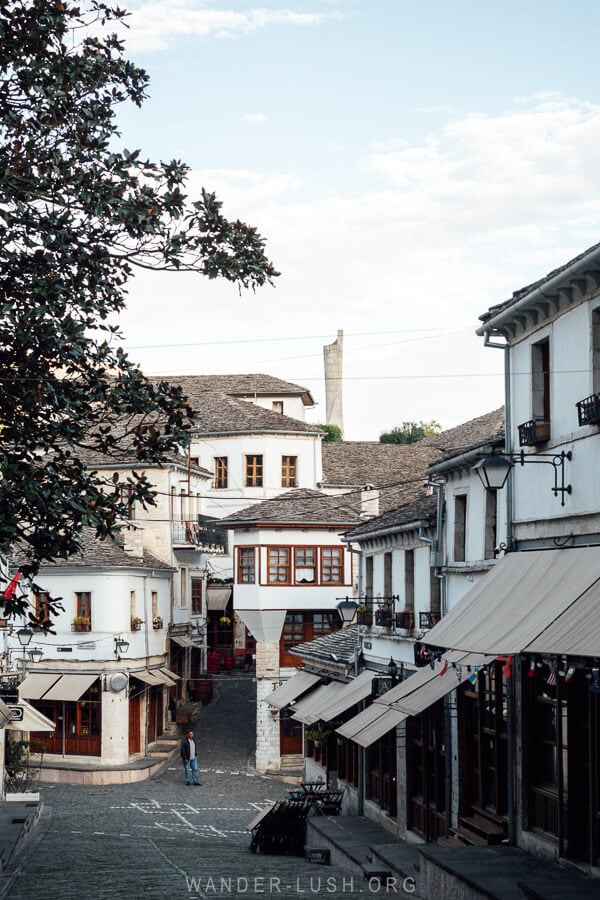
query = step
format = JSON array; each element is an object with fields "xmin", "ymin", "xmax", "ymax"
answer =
[
  {"xmin": 452, "ymin": 824, "xmax": 492, "ymax": 847},
  {"xmin": 460, "ymin": 814, "xmax": 506, "ymax": 844}
]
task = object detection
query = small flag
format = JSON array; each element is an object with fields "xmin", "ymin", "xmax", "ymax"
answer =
[
  {"xmin": 2, "ymin": 572, "xmax": 20, "ymax": 600},
  {"xmin": 429, "ymin": 652, "xmax": 436, "ymax": 670},
  {"xmin": 456, "ymin": 664, "xmax": 463, "ymax": 682},
  {"xmin": 590, "ymin": 668, "xmax": 600, "ymax": 694},
  {"xmin": 439, "ymin": 659, "xmax": 449, "ymax": 677},
  {"xmin": 546, "ymin": 665, "xmax": 557, "ymax": 687},
  {"xmin": 565, "ymin": 666, "xmax": 575, "ymax": 683},
  {"xmin": 468, "ymin": 667, "xmax": 480, "ymax": 685},
  {"xmin": 527, "ymin": 658, "xmax": 536, "ymax": 678}
]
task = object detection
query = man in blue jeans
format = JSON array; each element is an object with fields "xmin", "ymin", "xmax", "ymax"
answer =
[{"xmin": 180, "ymin": 729, "xmax": 200, "ymax": 785}]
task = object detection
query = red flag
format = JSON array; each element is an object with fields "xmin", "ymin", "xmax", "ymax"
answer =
[{"xmin": 2, "ymin": 572, "xmax": 20, "ymax": 599}]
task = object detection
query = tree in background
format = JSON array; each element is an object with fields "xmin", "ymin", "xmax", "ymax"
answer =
[
  {"xmin": 0, "ymin": 1, "xmax": 278, "ymax": 621},
  {"xmin": 316, "ymin": 424, "xmax": 343, "ymax": 442},
  {"xmin": 379, "ymin": 420, "xmax": 442, "ymax": 444}
]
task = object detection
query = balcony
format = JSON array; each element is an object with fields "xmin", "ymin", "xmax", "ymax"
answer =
[
  {"xmin": 419, "ymin": 611, "xmax": 441, "ymax": 630},
  {"xmin": 576, "ymin": 393, "xmax": 600, "ymax": 427},
  {"xmin": 395, "ymin": 610, "xmax": 415, "ymax": 632},
  {"xmin": 518, "ymin": 419, "xmax": 550, "ymax": 447},
  {"xmin": 171, "ymin": 516, "xmax": 228, "ymax": 553},
  {"xmin": 374, "ymin": 606, "xmax": 394, "ymax": 628}
]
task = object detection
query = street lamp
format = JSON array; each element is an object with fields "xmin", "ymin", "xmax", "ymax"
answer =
[
  {"xmin": 474, "ymin": 448, "xmax": 572, "ymax": 506},
  {"xmin": 28, "ymin": 648, "xmax": 43, "ymax": 664},
  {"xmin": 114, "ymin": 636, "xmax": 130, "ymax": 660},
  {"xmin": 388, "ymin": 657, "xmax": 399, "ymax": 686},
  {"xmin": 336, "ymin": 598, "xmax": 358, "ymax": 625},
  {"xmin": 16, "ymin": 627, "xmax": 33, "ymax": 648}
]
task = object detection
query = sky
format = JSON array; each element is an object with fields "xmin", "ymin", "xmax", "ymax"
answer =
[{"xmin": 109, "ymin": 0, "xmax": 600, "ymax": 439}]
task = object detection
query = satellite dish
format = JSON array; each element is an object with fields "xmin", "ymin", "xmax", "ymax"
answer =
[{"xmin": 110, "ymin": 673, "xmax": 128, "ymax": 692}]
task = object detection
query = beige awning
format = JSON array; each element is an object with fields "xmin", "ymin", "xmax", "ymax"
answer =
[
  {"xmin": 160, "ymin": 667, "xmax": 180, "ymax": 684},
  {"xmin": 315, "ymin": 669, "xmax": 377, "ymax": 722},
  {"xmin": 424, "ymin": 548, "xmax": 600, "ymax": 655},
  {"xmin": 336, "ymin": 702, "xmax": 389, "ymax": 740},
  {"xmin": 133, "ymin": 670, "xmax": 164, "ymax": 686},
  {"xmin": 43, "ymin": 674, "xmax": 98, "ymax": 702},
  {"xmin": 19, "ymin": 672, "xmax": 62, "ymax": 700},
  {"xmin": 170, "ymin": 635, "xmax": 194, "ymax": 648},
  {"xmin": 7, "ymin": 700, "xmax": 55, "ymax": 733},
  {"xmin": 207, "ymin": 587, "xmax": 231, "ymax": 610},
  {"xmin": 266, "ymin": 671, "xmax": 321, "ymax": 709},
  {"xmin": 352, "ymin": 708, "xmax": 407, "ymax": 748},
  {"xmin": 235, "ymin": 609, "xmax": 286, "ymax": 643},
  {"xmin": 382, "ymin": 654, "xmax": 495, "ymax": 716},
  {"xmin": 525, "ymin": 577, "xmax": 600, "ymax": 655},
  {"xmin": 291, "ymin": 681, "xmax": 343, "ymax": 725}
]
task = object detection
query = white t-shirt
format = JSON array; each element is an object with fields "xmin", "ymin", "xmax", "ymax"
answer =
[{"xmin": 188, "ymin": 737, "xmax": 196, "ymax": 760}]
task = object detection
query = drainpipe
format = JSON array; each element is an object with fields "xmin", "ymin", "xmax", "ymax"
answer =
[{"xmin": 482, "ymin": 328, "xmax": 516, "ymax": 844}]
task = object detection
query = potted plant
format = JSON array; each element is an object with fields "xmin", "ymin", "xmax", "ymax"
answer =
[
  {"xmin": 131, "ymin": 616, "xmax": 144, "ymax": 631},
  {"xmin": 218, "ymin": 615, "xmax": 232, "ymax": 627},
  {"xmin": 305, "ymin": 727, "xmax": 332, "ymax": 747},
  {"xmin": 357, "ymin": 605, "xmax": 372, "ymax": 626},
  {"xmin": 152, "ymin": 615, "xmax": 163, "ymax": 630},
  {"xmin": 73, "ymin": 615, "xmax": 91, "ymax": 632}
]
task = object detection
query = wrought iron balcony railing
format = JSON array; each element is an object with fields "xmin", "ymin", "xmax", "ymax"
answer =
[
  {"xmin": 576, "ymin": 393, "xmax": 600, "ymax": 427},
  {"xmin": 171, "ymin": 516, "xmax": 228, "ymax": 553},
  {"xmin": 518, "ymin": 419, "xmax": 550, "ymax": 447}
]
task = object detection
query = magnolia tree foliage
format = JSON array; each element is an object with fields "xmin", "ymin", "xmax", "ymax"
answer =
[{"xmin": 0, "ymin": 1, "xmax": 278, "ymax": 622}]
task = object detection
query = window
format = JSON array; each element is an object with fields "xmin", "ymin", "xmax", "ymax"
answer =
[
  {"xmin": 532, "ymin": 337, "xmax": 550, "ymax": 424},
  {"xmin": 170, "ymin": 486, "xmax": 176, "ymax": 520},
  {"xmin": 130, "ymin": 590, "xmax": 136, "ymax": 622},
  {"xmin": 430, "ymin": 568, "xmax": 441, "ymax": 618},
  {"xmin": 593, "ymin": 307, "xmax": 600, "ymax": 394},
  {"xmin": 237, "ymin": 547, "xmax": 256, "ymax": 584},
  {"xmin": 365, "ymin": 556, "xmax": 374, "ymax": 599},
  {"xmin": 180, "ymin": 568, "xmax": 187, "ymax": 606},
  {"xmin": 384, "ymin": 551, "xmax": 393, "ymax": 597},
  {"xmin": 191, "ymin": 579, "xmax": 202, "ymax": 615},
  {"xmin": 453, "ymin": 494, "xmax": 467, "ymax": 562},
  {"xmin": 404, "ymin": 549, "xmax": 415, "ymax": 609},
  {"xmin": 151, "ymin": 591, "xmax": 158, "ymax": 620},
  {"xmin": 281, "ymin": 455, "xmax": 297, "ymax": 488},
  {"xmin": 280, "ymin": 611, "xmax": 341, "ymax": 666},
  {"xmin": 75, "ymin": 591, "xmax": 91, "ymax": 622},
  {"xmin": 268, "ymin": 547, "xmax": 290, "ymax": 584},
  {"xmin": 34, "ymin": 590, "xmax": 51, "ymax": 628},
  {"xmin": 214, "ymin": 457, "xmax": 228, "ymax": 489},
  {"xmin": 117, "ymin": 484, "xmax": 135, "ymax": 520},
  {"xmin": 245, "ymin": 454, "xmax": 263, "ymax": 487},
  {"xmin": 294, "ymin": 547, "xmax": 316, "ymax": 583},
  {"xmin": 272, "ymin": 401, "xmax": 284, "ymax": 414},
  {"xmin": 321, "ymin": 547, "xmax": 343, "ymax": 584},
  {"xmin": 484, "ymin": 490, "xmax": 498, "ymax": 560}
]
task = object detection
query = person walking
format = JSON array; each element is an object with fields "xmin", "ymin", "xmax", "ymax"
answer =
[{"xmin": 180, "ymin": 729, "xmax": 201, "ymax": 786}]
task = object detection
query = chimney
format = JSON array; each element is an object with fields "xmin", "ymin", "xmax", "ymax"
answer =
[
  {"xmin": 360, "ymin": 484, "xmax": 379, "ymax": 519},
  {"xmin": 123, "ymin": 523, "xmax": 144, "ymax": 558},
  {"xmin": 323, "ymin": 329, "xmax": 344, "ymax": 434}
]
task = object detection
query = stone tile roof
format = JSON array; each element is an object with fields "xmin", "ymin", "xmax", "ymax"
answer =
[
  {"xmin": 220, "ymin": 488, "xmax": 363, "ymax": 528},
  {"xmin": 290, "ymin": 625, "xmax": 360, "ymax": 665},
  {"xmin": 321, "ymin": 408, "xmax": 504, "ymax": 515},
  {"xmin": 11, "ymin": 528, "xmax": 172, "ymax": 571},
  {"xmin": 150, "ymin": 373, "xmax": 315, "ymax": 406},
  {"xmin": 190, "ymin": 391, "xmax": 322, "ymax": 437},
  {"xmin": 346, "ymin": 490, "xmax": 438, "ymax": 541},
  {"xmin": 479, "ymin": 241, "xmax": 600, "ymax": 325}
]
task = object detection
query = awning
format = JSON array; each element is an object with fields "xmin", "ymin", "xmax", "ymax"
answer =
[
  {"xmin": 235, "ymin": 609, "xmax": 287, "ymax": 643},
  {"xmin": 160, "ymin": 667, "xmax": 180, "ymax": 684},
  {"xmin": 132, "ymin": 670, "xmax": 171, "ymax": 686},
  {"xmin": 170, "ymin": 635, "xmax": 194, "ymax": 648},
  {"xmin": 207, "ymin": 587, "xmax": 232, "ymax": 610},
  {"xmin": 7, "ymin": 700, "xmax": 55, "ymax": 733},
  {"xmin": 266, "ymin": 671, "xmax": 321, "ymax": 709},
  {"xmin": 19, "ymin": 672, "xmax": 62, "ymax": 700},
  {"xmin": 314, "ymin": 669, "xmax": 377, "ymax": 722},
  {"xmin": 424, "ymin": 548, "xmax": 600, "ymax": 655},
  {"xmin": 381, "ymin": 653, "xmax": 495, "ymax": 716},
  {"xmin": 336, "ymin": 702, "xmax": 388, "ymax": 740},
  {"xmin": 352, "ymin": 708, "xmax": 407, "ymax": 748},
  {"xmin": 43, "ymin": 674, "xmax": 98, "ymax": 702},
  {"xmin": 525, "ymin": 578, "xmax": 600, "ymax": 655},
  {"xmin": 291, "ymin": 681, "xmax": 343, "ymax": 725}
]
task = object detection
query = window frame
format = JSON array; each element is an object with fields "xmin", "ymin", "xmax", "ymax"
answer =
[
  {"xmin": 453, "ymin": 494, "xmax": 467, "ymax": 563},
  {"xmin": 281, "ymin": 455, "xmax": 298, "ymax": 488},
  {"xmin": 320, "ymin": 546, "xmax": 344, "ymax": 585},
  {"xmin": 214, "ymin": 456, "xmax": 228, "ymax": 489},
  {"xmin": 75, "ymin": 591, "xmax": 91, "ymax": 621},
  {"xmin": 294, "ymin": 546, "xmax": 317, "ymax": 584},
  {"xmin": 267, "ymin": 546, "xmax": 291, "ymax": 584},
  {"xmin": 237, "ymin": 547, "xmax": 257, "ymax": 584},
  {"xmin": 245, "ymin": 454, "xmax": 263, "ymax": 488}
]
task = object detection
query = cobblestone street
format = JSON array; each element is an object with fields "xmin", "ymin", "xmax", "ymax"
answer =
[{"xmin": 0, "ymin": 677, "xmax": 387, "ymax": 900}]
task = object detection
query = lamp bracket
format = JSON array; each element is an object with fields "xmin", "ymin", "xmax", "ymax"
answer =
[{"xmin": 512, "ymin": 449, "xmax": 572, "ymax": 506}]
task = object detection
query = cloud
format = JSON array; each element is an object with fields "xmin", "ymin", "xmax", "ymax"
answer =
[
  {"xmin": 242, "ymin": 113, "xmax": 269, "ymax": 124},
  {"xmin": 123, "ymin": 2, "xmax": 340, "ymax": 51},
  {"xmin": 122, "ymin": 94, "xmax": 600, "ymax": 438}
]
